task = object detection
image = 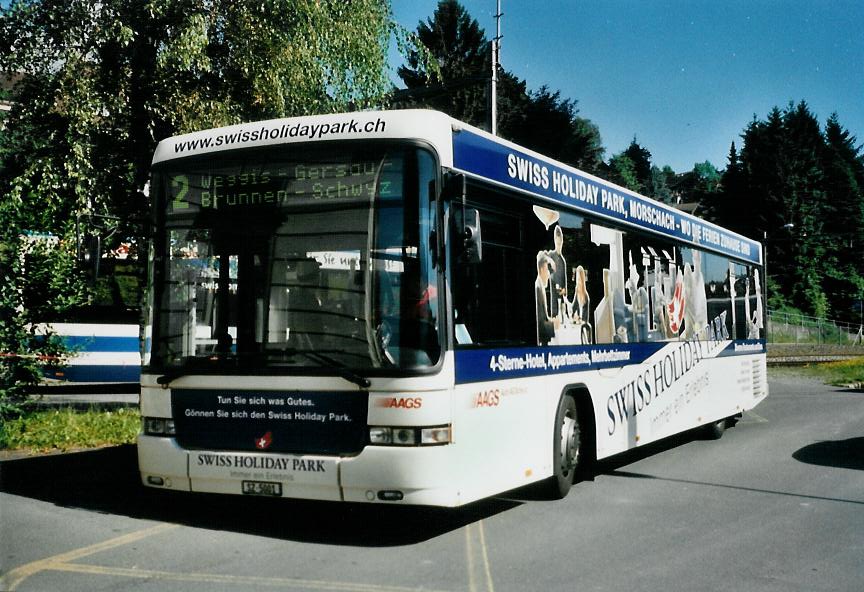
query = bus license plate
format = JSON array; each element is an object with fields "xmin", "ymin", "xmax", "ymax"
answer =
[{"xmin": 242, "ymin": 480, "xmax": 282, "ymax": 497}]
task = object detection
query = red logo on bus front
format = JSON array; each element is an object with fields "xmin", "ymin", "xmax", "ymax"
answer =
[
  {"xmin": 255, "ymin": 431, "xmax": 273, "ymax": 450},
  {"xmin": 377, "ymin": 397, "xmax": 423, "ymax": 409},
  {"xmin": 474, "ymin": 389, "xmax": 501, "ymax": 408}
]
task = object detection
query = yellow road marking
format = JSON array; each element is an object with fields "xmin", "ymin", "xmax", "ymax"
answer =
[
  {"xmin": 465, "ymin": 524, "xmax": 477, "ymax": 592},
  {"xmin": 464, "ymin": 521, "xmax": 495, "ymax": 592},
  {"xmin": 2, "ymin": 523, "xmax": 177, "ymax": 591},
  {"xmin": 477, "ymin": 521, "xmax": 495, "ymax": 592},
  {"xmin": 3, "ymin": 521, "xmax": 453, "ymax": 592},
  {"xmin": 36, "ymin": 563, "xmax": 451, "ymax": 592}
]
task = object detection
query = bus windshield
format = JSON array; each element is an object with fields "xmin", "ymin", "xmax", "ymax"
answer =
[{"xmin": 149, "ymin": 143, "xmax": 440, "ymax": 374}]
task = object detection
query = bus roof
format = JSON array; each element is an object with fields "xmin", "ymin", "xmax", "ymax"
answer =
[
  {"xmin": 153, "ymin": 109, "xmax": 762, "ymax": 265},
  {"xmin": 151, "ymin": 110, "xmax": 455, "ymax": 166}
]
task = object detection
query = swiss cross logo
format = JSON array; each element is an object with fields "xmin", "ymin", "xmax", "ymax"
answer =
[{"xmin": 255, "ymin": 431, "xmax": 273, "ymax": 450}]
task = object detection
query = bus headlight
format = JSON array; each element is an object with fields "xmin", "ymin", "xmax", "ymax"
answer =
[
  {"xmin": 421, "ymin": 426, "xmax": 451, "ymax": 445},
  {"xmin": 393, "ymin": 428, "xmax": 417, "ymax": 445},
  {"xmin": 368, "ymin": 425, "xmax": 451, "ymax": 446},
  {"xmin": 369, "ymin": 427, "xmax": 392, "ymax": 444},
  {"xmin": 143, "ymin": 417, "xmax": 176, "ymax": 436}
]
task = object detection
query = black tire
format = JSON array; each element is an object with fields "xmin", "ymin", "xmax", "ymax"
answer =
[
  {"xmin": 546, "ymin": 395, "xmax": 581, "ymax": 499},
  {"xmin": 703, "ymin": 418, "xmax": 727, "ymax": 440}
]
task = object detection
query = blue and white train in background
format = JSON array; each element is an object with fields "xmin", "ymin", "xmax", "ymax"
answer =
[{"xmin": 39, "ymin": 323, "xmax": 141, "ymax": 383}]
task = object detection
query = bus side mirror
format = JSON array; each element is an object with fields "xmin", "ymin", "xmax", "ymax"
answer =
[
  {"xmin": 79, "ymin": 234, "xmax": 102, "ymax": 279},
  {"xmin": 453, "ymin": 208, "xmax": 482, "ymax": 264},
  {"xmin": 443, "ymin": 172, "xmax": 482, "ymax": 264},
  {"xmin": 442, "ymin": 172, "xmax": 466, "ymax": 201}
]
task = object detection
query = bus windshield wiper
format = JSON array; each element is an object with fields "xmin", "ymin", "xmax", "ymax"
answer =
[
  {"xmin": 154, "ymin": 355, "xmax": 232, "ymax": 385},
  {"xmin": 281, "ymin": 348, "xmax": 371, "ymax": 388},
  {"xmin": 156, "ymin": 369, "xmax": 187, "ymax": 385}
]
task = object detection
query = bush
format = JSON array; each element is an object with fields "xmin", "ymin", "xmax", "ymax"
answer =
[
  {"xmin": 1, "ymin": 407, "xmax": 141, "ymax": 452},
  {"xmin": 0, "ymin": 233, "xmax": 87, "ymax": 415}
]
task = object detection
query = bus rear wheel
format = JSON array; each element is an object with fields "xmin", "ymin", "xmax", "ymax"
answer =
[
  {"xmin": 547, "ymin": 395, "xmax": 580, "ymax": 499},
  {"xmin": 703, "ymin": 418, "xmax": 727, "ymax": 440}
]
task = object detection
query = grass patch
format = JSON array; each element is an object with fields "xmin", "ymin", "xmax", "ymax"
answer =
[
  {"xmin": 796, "ymin": 357, "xmax": 864, "ymax": 386},
  {"xmin": 0, "ymin": 407, "xmax": 140, "ymax": 453}
]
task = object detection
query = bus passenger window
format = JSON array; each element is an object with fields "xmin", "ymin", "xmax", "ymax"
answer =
[{"xmin": 451, "ymin": 199, "xmax": 530, "ymax": 347}]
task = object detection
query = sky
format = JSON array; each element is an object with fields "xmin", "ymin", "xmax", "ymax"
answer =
[{"xmin": 389, "ymin": 0, "xmax": 864, "ymax": 173}]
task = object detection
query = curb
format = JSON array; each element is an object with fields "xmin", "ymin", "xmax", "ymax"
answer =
[
  {"xmin": 24, "ymin": 396, "xmax": 139, "ymax": 412},
  {"xmin": 767, "ymin": 356, "xmax": 863, "ymax": 365},
  {"xmin": 0, "ymin": 443, "xmax": 133, "ymax": 463},
  {"xmin": 30, "ymin": 382, "xmax": 139, "ymax": 395}
]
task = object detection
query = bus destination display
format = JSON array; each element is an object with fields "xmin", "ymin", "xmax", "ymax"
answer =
[{"xmin": 168, "ymin": 159, "xmax": 394, "ymax": 213}]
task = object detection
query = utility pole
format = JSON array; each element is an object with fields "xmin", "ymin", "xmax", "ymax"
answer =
[{"xmin": 490, "ymin": 0, "xmax": 502, "ymax": 136}]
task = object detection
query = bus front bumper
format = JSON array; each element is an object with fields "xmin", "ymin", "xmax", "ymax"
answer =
[{"xmin": 137, "ymin": 435, "xmax": 462, "ymax": 507}]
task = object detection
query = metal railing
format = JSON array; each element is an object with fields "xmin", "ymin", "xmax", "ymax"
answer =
[{"xmin": 767, "ymin": 310, "xmax": 864, "ymax": 346}]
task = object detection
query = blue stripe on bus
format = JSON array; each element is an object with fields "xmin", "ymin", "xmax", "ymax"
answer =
[
  {"xmin": 454, "ymin": 340, "xmax": 765, "ymax": 384},
  {"xmin": 455, "ymin": 343, "xmax": 664, "ymax": 384},
  {"xmin": 57, "ymin": 335, "xmax": 140, "ymax": 353},
  {"xmin": 44, "ymin": 365, "xmax": 141, "ymax": 383},
  {"xmin": 716, "ymin": 339, "xmax": 766, "ymax": 357}
]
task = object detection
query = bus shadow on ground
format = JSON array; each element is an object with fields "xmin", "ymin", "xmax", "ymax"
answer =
[
  {"xmin": 793, "ymin": 437, "xmax": 864, "ymax": 471},
  {"xmin": 0, "ymin": 445, "xmax": 519, "ymax": 546},
  {"xmin": 502, "ymin": 428, "xmax": 706, "ymax": 502}
]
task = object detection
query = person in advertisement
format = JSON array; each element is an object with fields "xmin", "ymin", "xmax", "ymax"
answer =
[
  {"xmin": 535, "ymin": 251, "xmax": 560, "ymax": 345},
  {"xmin": 546, "ymin": 225, "xmax": 568, "ymax": 319},
  {"xmin": 626, "ymin": 252, "xmax": 650, "ymax": 342},
  {"xmin": 572, "ymin": 265, "xmax": 592, "ymax": 344}
]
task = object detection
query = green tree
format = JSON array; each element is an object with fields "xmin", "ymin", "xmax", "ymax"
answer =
[
  {"xmin": 507, "ymin": 86, "xmax": 604, "ymax": 174},
  {"xmin": 708, "ymin": 142, "xmax": 746, "ymax": 227},
  {"xmin": 2, "ymin": 0, "xmax": 398, "ymax": 220},
  {"xmin": 650, "ymin": 165, "xmax": 677, "ymax": 204},
  {"xmin": 0, "ymin": 235, "xmax": 81, "ymax": 410},
  {"xmin": 658, "ymin": 161, "xmax": 721, "ymax": 220},
  {"xmin": 397, "ymin": 1, "xmax": 604, "ymax": 172},
  {"xmin": 621, "ymin": 138, "xmax": 653, "ymax": 195},
  {"xmin": 713, "ymin": 102, "xmax": 863, "ymax": 320},
  {"xmin": 397, "ymin": 0, "xmax": 488, "ymax": 127},
  {"xmin": 821, "ymin": 114, "xmax": 864, "ymax": 321},
  {"xmin": 0, "ymin": 0, "xmax": 406, "ymax": 404},
  {"xmin": 780, "ymin": 102, "xmax": 829, "ymax": 316},
  {"xmin": 692, "ymin": 161, "xmax": 721, "ymax": 191},
  {"xmin": 604, "ymin": 153, "xmax": 640, "ymax": 193},
  {"xmin": 689, "ymin": 161, "xmax": 720, "ymax": 205},
  {"xmin": 738, "ymin": 108, "xmax": 787, "ymax": 241}
]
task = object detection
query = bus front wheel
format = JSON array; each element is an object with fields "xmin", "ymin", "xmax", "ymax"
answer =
[{"xmin": 547, "ymin": 395, "xmax": 580, "ymax": 499}]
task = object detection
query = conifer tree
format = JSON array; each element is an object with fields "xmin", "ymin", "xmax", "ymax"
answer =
[
  {"xmin": 397, "ymin": 0, "xmax": 489, "ymax": 128},
  {"xmin": 622, "ymin": 138, "xmax": 653, "ymax": 196},
  {"xmin": 718, "ymin": 102, "xmax": 863, "ymax": 319},
  {"xmin": 822, "ymin": 114, "xmax": 864, "ymax": 320},
  {"xmin": 397, "ymin": 1, "xmax": 604, "ymax": 173}
]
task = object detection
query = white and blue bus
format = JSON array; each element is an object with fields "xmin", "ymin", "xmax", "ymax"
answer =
[
  {"xmin": 39, "ymin": 322, "xmax": 140, "ymax": 383},
  {"xmin": 138, "ymin": 110, "xmax": 767, "ymax": 505}
]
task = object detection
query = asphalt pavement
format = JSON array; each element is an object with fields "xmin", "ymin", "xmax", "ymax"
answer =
[{"xmin": 2, "ymin": 370, "xmax": 862, "ymax": 592}]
